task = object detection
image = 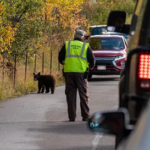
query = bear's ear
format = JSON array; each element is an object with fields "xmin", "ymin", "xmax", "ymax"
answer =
[{"xmin": 38, "ymin": 72, "xmax": 40, "ymax": 75}]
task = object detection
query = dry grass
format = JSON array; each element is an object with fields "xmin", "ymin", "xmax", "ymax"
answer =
[
  {"xmin": 0, "ymin": 32, "xmax": 73, "ymax": 101},
  {"xmin": 0, "ymin": 48, "xmax": 64, "ymax": 101}
]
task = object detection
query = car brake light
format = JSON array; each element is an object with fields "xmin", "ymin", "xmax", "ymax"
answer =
[
  {"xmin": 138, "ymin": 54, "xmax": 150, "ymax": 89},
  {"xmin": 138, "ymin": 54, "xmax": 150, "ymax": 79}
]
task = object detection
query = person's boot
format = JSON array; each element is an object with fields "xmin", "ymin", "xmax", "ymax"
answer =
[{"xmin": 69, "ymin": 118, "xmax": 75, "ymax": 122}]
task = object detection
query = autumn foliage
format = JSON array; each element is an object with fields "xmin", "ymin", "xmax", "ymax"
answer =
[
  {"xmin": 0, "ymin": 0, "xmax": 135, "ymax": 58},
  {"xmin": 0, "ymin": 0, "xmax": 88, "ymax": 58},
  {"xmin": 0, "ymin": 2, "xmax": 16, "ymax": 54}
]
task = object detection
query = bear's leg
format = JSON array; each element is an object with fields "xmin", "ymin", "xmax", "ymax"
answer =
[
  {"xmin": 41, "ymin": 86, "xmax": 45, "ymax": 93},
  {"xmin": 50, "ymin": 80, "xmax": 55, "ymax": 94},
  {"xmin": 45, "ymin": 85, "xmax": 49, "ymax": 93},
  {"xmin": 37, "ymin": 82, "xmax": 42, "ymax": 93},
  {"xmin": 51, "ymin": 85, "xmax": 54, "ymax": 94}
]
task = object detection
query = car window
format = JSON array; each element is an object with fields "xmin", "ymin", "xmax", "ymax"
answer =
[
  {"xmin": 148, "ymin": 24, "xmax": 150, "ymax": 45},
  {"xmin": 129, "ymin": 0, "xmax": 143, "ymax": 35},
  {"xmin": 91, "ymin": 27, "xmax": 107, "ymax": 35},
  {"xmin": 134, "ymin": 0, "xmax": 150, "ymax": 46},
  {"xmin": 128, "ymin": 0, "xmax": 147, "ymax": 50},
  {"xmin": 89, "ymin": 38, "xmax": 125, "ymax": 50},
  {"xmin": 146, "ymin": 2, "xmax": 150, "ymax": 45}
]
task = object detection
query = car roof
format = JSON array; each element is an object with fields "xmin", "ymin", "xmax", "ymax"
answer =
[
  {"xmin": 103, "ymin": 32, "xmax": 128, "ymax": 35},
  {"xmin": 90, "ymin": 25, "xmax": 107, "ymax": 28},
  {"xmin": 102, "ymin": 32, "xmax": 129, "ymax": 36},
  {"xmin": 90, "ymin": 35, "xmax": 124, "ymax": 38}
]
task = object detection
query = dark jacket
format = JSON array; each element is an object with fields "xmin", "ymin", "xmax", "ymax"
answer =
[{"xmin": 58, "ymin": 38, "xmax": 95, "ymax": 69}]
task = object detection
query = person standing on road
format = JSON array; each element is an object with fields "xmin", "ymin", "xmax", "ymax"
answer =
[{"xmin": 58, "ymin": 29, "xmax": 95, "ymax": 122}]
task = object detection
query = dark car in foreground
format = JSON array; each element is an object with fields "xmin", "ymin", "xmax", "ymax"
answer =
[
  {"xmin": 88, "ymin": 0, "xmax": 150, "ymax": 149},
  {"xmin": 88, "ymin": 35, "xmax": 127, "ymax": 79},
  {"xmin": 88, "ymin": 102, "xmax": 150, "ymax": 150},
  {"xmin": 119, "ymin": 0, "xmax": 150, "ymax": 126}
]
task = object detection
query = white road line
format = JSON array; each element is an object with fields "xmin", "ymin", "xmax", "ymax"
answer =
[
  {"xmin": 91, "ymin": 104, "xmax": 118, "ymax": 150},
  {"xmin": 92, "ymin": 134, "xmax": 103, "ymax": 150}
]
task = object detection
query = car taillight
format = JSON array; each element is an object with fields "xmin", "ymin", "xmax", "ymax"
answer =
[
  {"xmin": 139, "ymin": 54, "xmax": 150, "ymax": 79},
  {"xmin": 138, "ymin": 54, "xmax": 150, "ymax": 89}
]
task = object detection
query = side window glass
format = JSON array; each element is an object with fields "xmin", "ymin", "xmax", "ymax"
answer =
[
  {"xmin": 130, "ymin": 0, "xmax": 143, "ymax": 35},
  {"xmin": 148, "ymin": 22, "xmax": 150, "ymax": 44}
]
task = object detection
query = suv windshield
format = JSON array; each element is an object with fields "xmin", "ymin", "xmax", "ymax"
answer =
[{"xmin": 89, "ymin": 37, "xmax": 125, "ymax": 50}]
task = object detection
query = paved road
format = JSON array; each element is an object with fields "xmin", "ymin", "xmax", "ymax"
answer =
[{"xmin": 0, "ymin": 75, "xmax": 119, "ymax": 150}]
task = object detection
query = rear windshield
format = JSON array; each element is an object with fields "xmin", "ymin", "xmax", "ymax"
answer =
[
  {"xmin": 89, "ymin": 38, "xmax": 125, "ymax": 50},
  {"xmin": 92, "ymin": 27, "xmax": 107, "ymax": 35}
]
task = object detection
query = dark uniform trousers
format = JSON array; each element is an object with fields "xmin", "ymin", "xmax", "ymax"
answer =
[{"xmin": 64, "ymin": 72, "xmax": 90, "ymax": 120}]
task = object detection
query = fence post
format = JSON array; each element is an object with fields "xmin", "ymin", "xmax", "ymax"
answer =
[
  {"xmin": 25, "ymin": 53, "xmax": 28, "ymax": 82},
  {"xmin": 2, "ymin": 52, "xmax": 5, "ymax": 86},
  {"xmin": 58, "ymin": 50, "xmax": 60, "ymax": 71},
  {"xmin": 34, "ymin": 54, "xmax": 36, "ymax": 73},
  {"xmin": 50, "ymin": 50, "xmax": 52, "ymax": 74},
  {"xmin": 14, "ymin": 54, "xmax": 17, "ymax": 88},
  {"xmin": 42, "ymin": 52, "xmax": 44, "ymax": 74}
]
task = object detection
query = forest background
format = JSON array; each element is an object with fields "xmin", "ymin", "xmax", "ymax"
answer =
[{"xmin": 0, "ymin": 0, "xmax": 135, "ymax": 101}]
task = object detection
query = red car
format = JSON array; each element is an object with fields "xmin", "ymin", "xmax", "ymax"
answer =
[{"xmin": 88, "ymin": 35, "xmax": 127, "ymax": 78}]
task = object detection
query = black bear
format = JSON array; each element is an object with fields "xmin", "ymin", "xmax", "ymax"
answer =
[{"xmin": 33, "ymin": 72, "xmax": 56, "ymax": 94}]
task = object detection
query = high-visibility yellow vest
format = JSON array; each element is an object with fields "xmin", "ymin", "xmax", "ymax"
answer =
[{"xmin": 64, "ymin": 40, "xmax": 89, "ymax": 73}]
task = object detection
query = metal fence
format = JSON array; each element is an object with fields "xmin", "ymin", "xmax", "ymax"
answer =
[{"xmin": 0, "ymin": 50, "xmax": 61, "ymax": 89}]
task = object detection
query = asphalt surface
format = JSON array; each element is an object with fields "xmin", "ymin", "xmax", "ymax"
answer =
[{"xmin": 0, "ymin": 75, "xmax": 119, "ymax": 150}]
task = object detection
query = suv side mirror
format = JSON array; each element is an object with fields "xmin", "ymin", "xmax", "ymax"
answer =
[{"xmin": 88, "ymin": 108, "xmax": 130, "ymax": 135}]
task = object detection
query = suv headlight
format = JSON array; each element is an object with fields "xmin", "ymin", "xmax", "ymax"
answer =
[
  {"xmin": 121, "ymin": 61, "xmax": 125, "ymax": 67},
  {"xmin": 115, "ymin": 55, "xmax": 126, "ymax": 60}
]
